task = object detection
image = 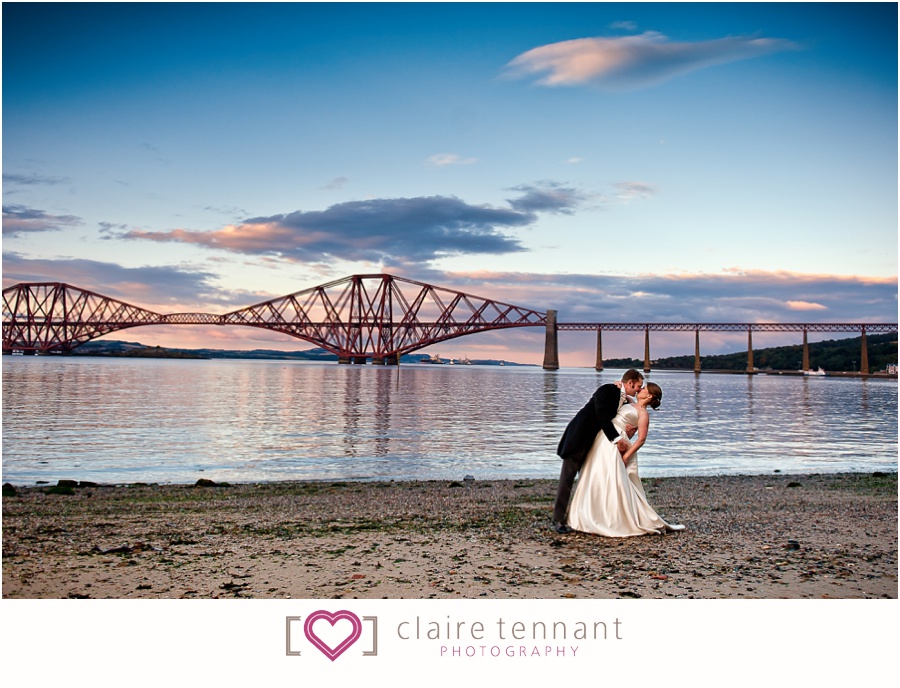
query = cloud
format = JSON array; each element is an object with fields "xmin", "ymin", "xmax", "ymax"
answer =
[
  {"xmin": 610, "ymin": 20, "xmax": 638, "ymax": 32},
  {"xmin": 613, "ymin": 182, "xmax": 655, "ymax": 203},
  {"xmin": 786, "ymin": 300, "xmax": 827, "ymax": 311},
  {"xmin": 426, "ymin": 153, "xmax": 479, "ymax": 167},
  {"xmin": 506, "ymin": 183, "xmax": 587, "ymax": 214},
  {"xmin": 2, "ymin": 205, "xmax": 82, "ymax": 236},
  {"xmin": 426, "ymin": 268, "xmax": 897, "ymax": 327},
  {"xmin": 320, "ymin": 177, "xmax": 350, "ymax": 190},
  {"xmin": 1, "ymin": 252, "xmax": 245, "ymax": 310},
  {"xmin": 121, "ymin": 190, "xmax": 586, "ymax": 264},
  {"xmin": 3, "ymin": 173, "xmax": 70, "ymax": 186},
  {"xmin": 503, "ymin": 31, "xmax": 798, "ymax": 90},
  {"xmin": 202, "ymin": 204, "xmax": 250, "ymax": 219},
  {"xmin": 99, "ymin": 221, "xmax": 129, "ymax": 236}
]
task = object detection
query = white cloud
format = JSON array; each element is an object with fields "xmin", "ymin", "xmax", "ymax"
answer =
[
  {"xmin": 614, "ymin": 182, "xmax": 656, "ymax": 203},
  {"xmin": 426, "ymin": 153, "xmax": 478, "ymax": 167},
  {"xmin": 610, "ymin": 20, "xmax": 638, "ymax": 32}
]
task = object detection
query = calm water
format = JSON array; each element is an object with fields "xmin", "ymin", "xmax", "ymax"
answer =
[{"xmin": 2, "ymin": 357, "xmax": 897, "ymax": 485}]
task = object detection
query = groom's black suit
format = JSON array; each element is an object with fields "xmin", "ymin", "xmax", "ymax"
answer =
[{"xmin": 552, "ymin": 382, "xmax": 625, "ymax": 524}]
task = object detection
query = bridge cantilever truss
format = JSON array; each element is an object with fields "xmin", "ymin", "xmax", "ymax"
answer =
[
  {"xmin": 219, "ymin": 274, "xmax": 547, "ymax": 361},
  {"xmin": 2, "ymin": 274, "xmax": 548, "ymax": 360},
  {"xmin": 2, "ymin": 282, "xmax": 165, "ymax": 353}
]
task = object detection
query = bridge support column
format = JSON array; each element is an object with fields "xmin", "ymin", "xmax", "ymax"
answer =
[
  {"xmin": 371, "ymin": 357, "xmax": 385, "ymax": 365},
  {"xmin": 385, "ymin": 355, "xmax": 399, "ymax": 366},
  {"xmin": 802, "ymin": 329, "xmax": 810, "ymax": 372},
  {"xmin": 352, "ymin": 356, "xmax": 367, "ymax": 365},
  {"xmin": 643, "ymin": 328, "xmax": 651, "ymax": 373},
  {"xmin": 860, "ymin": 328, "xmax": 869, "ymax": 376},
  {"xmin": 747, "ymin": 329, "xmax": 755, "ymax": 373},
  {"xmin": 338, "ymin": 356, "xmax": 351, "ymax": 364},
  {"xmin": 594, "ymin": 329, "xmax": 603, "ymax": 371},
  {"xmin": 542, "ymin": 309, "xmax": 559, "ymax": 370},
  {"xmin": 694, "ymin": 330, "xmax": 701, "ymax": 374}
]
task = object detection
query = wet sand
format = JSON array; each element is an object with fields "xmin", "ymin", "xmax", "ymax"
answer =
[{"xmin": 2, "ymin": 472, "xmax": 896, "ymax": 599}]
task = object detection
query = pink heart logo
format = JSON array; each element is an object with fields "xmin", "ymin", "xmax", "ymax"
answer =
[{"xmin": 304, "ymin": 610, "xmax": 362, "ymax": 661}]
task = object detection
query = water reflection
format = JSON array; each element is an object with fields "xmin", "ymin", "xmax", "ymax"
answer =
[
  {"xmin": 542, "ymin": 370, "xmax": 559, "ymax": 430},
  {"xmin": 2, "ymin": 357, "xmax": 896, "ymax": 484}
]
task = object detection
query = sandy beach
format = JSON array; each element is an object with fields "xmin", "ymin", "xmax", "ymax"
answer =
[{"xmin": 2, "ymin": 472, "xmax": 896, "ymax": 600}]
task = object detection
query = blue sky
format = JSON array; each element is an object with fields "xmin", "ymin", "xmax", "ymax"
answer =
[{"xmin": 3, "ymin": 1, "xmax": 897, "ymax": 365}]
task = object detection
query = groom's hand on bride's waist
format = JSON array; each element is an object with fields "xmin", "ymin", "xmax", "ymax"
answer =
[{"xmin": 625, "ymin": 424, "xmax": 637, "ymax": 438}]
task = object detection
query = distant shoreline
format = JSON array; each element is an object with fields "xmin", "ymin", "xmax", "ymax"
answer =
[{"xmin": 7, "ymin": 331, "xmax": 895, "ymax": 375}]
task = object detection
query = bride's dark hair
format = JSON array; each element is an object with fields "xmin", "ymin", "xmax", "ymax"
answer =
[{"xmin": 646, "ymin": 382, "xmax": 663, "ymax": 409}]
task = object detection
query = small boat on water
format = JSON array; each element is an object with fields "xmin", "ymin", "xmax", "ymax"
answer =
[{"xmin": 804, "ymin": 367, "xmax": 826, "ymax": 376}]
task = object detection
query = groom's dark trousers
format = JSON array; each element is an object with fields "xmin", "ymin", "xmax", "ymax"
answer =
[{"xmin": 553, "ymin": 382, "xmax": 624, "ymax": 523}]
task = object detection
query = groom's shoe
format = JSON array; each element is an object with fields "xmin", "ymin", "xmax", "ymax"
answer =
[{"xmin": 552, "ymin": 521, "xmax": 573, "ymax": 534}]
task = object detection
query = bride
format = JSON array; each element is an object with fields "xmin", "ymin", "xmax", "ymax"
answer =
[{"xmin": 566, "ymin": 381, "xmax": 685, "ymax": 537}]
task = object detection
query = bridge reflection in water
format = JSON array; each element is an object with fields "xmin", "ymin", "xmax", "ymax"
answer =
[{"xmin": 3, "ymin": 274, "xmax": 896, "ymax": 375}]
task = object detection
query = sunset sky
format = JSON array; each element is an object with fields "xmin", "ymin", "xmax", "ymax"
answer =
[{"xmin": 3, "ymin": 2, "xmax": 897, "ymax": 365}]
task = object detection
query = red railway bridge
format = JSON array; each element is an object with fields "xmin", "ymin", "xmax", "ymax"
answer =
[{"xmin": 3, "ymin": 274, "xmax": 896, "ymax": 375}]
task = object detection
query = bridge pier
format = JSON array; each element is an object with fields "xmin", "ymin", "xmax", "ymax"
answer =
[
  {"xmin": 542, "ymin": 309, "xmax": 559, "ymax": 370},
  {"xmin": 694, "ymin": 330, "xmax": 701, "ymax": 374},
  {"xmin": 594, "ymin": 329, "xmax": 603, "ymax": 371},
  {"xmin": 860, "ymin": 328, "xmax": 869, "ymax": 376},
  {"xmin": 643, "ymin": 328, "xmax": 651, "ymax": 373},
  {"xmin": 747, "ymin": 329, "xmax": 755, "ymax": 373},
  {"xmin": 802, "ymin": 329, "xmax": 810, "ymax": 371}
]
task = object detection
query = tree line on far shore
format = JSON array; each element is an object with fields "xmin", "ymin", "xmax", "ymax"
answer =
[{"xmin": 603, "ymin": 333, "xmax": 897, "ymax": 374}]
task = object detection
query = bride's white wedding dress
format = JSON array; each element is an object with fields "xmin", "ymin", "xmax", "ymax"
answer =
[{"xmin": 566, "ymin": 403, "xmax": 685, "ymax": 537}]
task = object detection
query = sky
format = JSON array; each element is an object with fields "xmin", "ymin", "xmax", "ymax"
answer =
[{"xmin": 2, "ymin": 1, "xmax": 897, "ymax": 365}]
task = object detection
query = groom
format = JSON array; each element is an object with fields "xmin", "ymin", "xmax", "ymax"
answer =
[{"xmin": 551, "ymin": 369, "xmax": 644, "ymax": 533}]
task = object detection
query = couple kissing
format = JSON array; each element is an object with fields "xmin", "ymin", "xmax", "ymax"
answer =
[{"xmin": 553, "ymin": 369, "xmax": 685, "ymax": 537}]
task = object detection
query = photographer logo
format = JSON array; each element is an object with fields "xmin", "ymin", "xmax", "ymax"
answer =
[{"xmin": 286, "ymin": 610, "xmax": 378, "ymax": 661}]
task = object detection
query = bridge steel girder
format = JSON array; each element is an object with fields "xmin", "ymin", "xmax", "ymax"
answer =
[{"xmin": 558, "ymin": 323, "xmax": 898, "ymax": 334}]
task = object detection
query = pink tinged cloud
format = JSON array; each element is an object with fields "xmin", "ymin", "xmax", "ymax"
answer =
[
  {"xmin": 504, "ymin": 31, "xmax": 798, "ymax": 90},
  {"xmin": 786, "ymin": 300, "xmax": 827, "ymax": 311},
  {"xmin": 126, "ymin": 223, "xmax": 330, "ymax": 255}
]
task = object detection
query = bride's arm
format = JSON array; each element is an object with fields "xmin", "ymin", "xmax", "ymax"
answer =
[{"xmin": 621, "ymin": 410, "xmax": 649, "ymax": 464}]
